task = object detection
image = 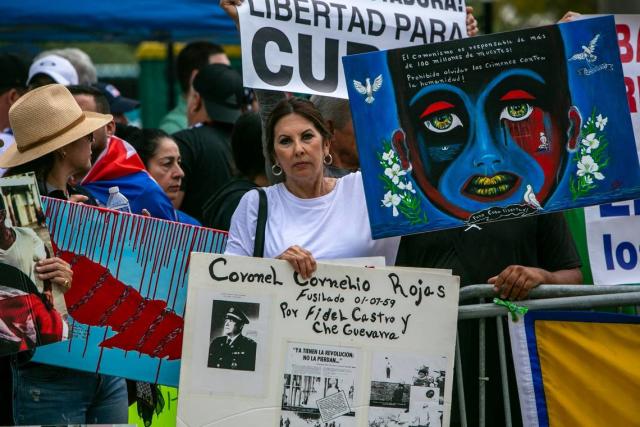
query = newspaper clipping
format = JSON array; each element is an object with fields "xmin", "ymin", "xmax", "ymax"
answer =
[
  {"xmin": 368, "ymin": 352, "xmax": 447, "ymax": 427},
  {"xmin": 281, "ymin": 342, "xmax": 360, "ymax": 427}
]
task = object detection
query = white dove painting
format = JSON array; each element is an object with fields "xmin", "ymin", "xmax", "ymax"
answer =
[
  {"xmin": 523, "ymin": 185, "xmax": 543, "ymax": 210},
  {"xmin": 353, "ymin": 74, "xmax": 383, "ymax": 104},
  {"xmin": 568, "ymin": 34, "xmax": 600, "ymax": 64}
]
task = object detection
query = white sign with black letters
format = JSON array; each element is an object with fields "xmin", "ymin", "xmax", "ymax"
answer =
[
  {"xmin": 238, "ymin": 0, "xmax": 467, "ymax": 98},
  {"xmin": 178, "ymin": 254, "xmax": 459, "ymax": 427}
]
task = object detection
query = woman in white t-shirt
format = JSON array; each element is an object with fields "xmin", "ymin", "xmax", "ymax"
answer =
[{"xmin": 225, "ymin": 97, "xmax": 399, "ymax": 276}]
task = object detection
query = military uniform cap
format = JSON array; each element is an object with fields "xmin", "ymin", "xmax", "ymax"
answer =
[{"xmin": 225, "ymin": 306, "xmax": 250, "ymax": 324}]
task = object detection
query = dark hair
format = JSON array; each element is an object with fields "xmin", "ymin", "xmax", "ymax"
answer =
[
  {"xmin": 265, "ymin": 97, "xmax": 332, "ymax": 162},
  {"xmin": 176, "ymin": 41, "xmax": 226, "ymax": 94},
  {"xmin": 231, "ymin": 112, "xmax": 265, "ymax": 179},
  {"xmin": 5, "ymin": 153, "xmax": 56, "ymax": 196},
  {"xmin": 28, "ymin": 74, "xmax": 56, "ymax": 90},
  {"xmin": 125, "ymin": 127, "xmax": 173, "ymax": 167},
  {"xmin": 114, "ymin": 123, "xmax": 139, "ymax": 141},
  {"xmin": 67, "ymin": 84, "xmax": 110, "ymax": 114}
]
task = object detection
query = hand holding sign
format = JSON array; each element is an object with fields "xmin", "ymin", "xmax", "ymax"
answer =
[
  {"xmin": 276, "ymin": 245, "xmax": 317, "ymax": 280},
  {"xmin": 35, "ymin": 257, "xmax": 73, "ymax": 291},
  {"xmin": 220, "ymin": 0, "xmax": 242, "ymax": 28},
  {"xmin": 465, "ymin": 6, "xmax": 478, "ymax": 36}
]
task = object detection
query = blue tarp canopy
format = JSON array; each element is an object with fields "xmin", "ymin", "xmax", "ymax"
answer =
[{"xmin": 0, "ymin": 0, "xmax": 239, "ymax": 42}]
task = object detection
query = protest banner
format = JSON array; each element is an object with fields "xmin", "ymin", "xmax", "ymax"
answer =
[
  {"xmin": 342, "ymin": 15, "xmax": 640, "ymax": 238},
  {"xmin": 509, "ymin": 311, "xmax": 640, "ymax": 427},
  {"xmin": 31, "ymin": 198, "xmax": 227, "ymax": 386},
  {"xmin": 617, "ymin": 14, "xmax": 640, "ymax": 156},
  {"xmin": 583, "ymin": 15, "xmax": 640, "ymax": 285},
  {"xmin": 238, "ymin": 0, "xmax": 467, "ymax": 98},
  {"xmin": 0, "ymin": 173, "xmax": 65, "ymax": 357},
  {"xmin": 178, "ymin": 254, "xmax": 459, "ymax": 427},
  {"xmin": 584, "ymin": 200, "xmax": 640, "ymax": 285}
]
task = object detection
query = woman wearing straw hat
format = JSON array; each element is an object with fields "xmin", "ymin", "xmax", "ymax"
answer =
[
  {"xmin": 0, "ymin": 84, "xmax": 108, "ymax": 203},
  {"xmin": 0, "ymin": 84, "xmax": 128, "ymax": 424}
]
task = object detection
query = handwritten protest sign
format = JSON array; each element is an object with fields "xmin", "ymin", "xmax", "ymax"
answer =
[
  {"xmin": 239, "ymin": 0, "xmax": 467, "ymax": 98},
  {"xmin": 31, "ymin": 198, "xmax": 227, "ymax": 386},
  {"xmin": 0, "ymin": 173, "xmax": 64, "ymax": 357},
  {"xmin": 583, "ymin": 15, "xmax": 640, "ymax": 285},
  {"xmin": 178, "ymin": 254, "xmax": 459, "ymax": 427},
  {"xmin": 343, "ymin": 15, "xmax": 640, "ymax": 238}
]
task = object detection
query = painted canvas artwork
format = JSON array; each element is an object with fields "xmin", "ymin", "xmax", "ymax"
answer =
[
  {"xmin": 343, "ymin": 16, "xmax": 640, "ymax": 238},
  {"xmin": 31, "ymin": 198, "xmax": 227, "ymax": 386}
]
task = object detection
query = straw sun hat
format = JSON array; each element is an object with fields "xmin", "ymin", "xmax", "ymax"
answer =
[{"xmin": 0, "ymin": 84, "xmax": 112, "ymax": 168}]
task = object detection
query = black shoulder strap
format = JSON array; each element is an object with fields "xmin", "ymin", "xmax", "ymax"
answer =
[{"xmin": 253, "ymin": 188, "xmax": 267, "ymax": 257}]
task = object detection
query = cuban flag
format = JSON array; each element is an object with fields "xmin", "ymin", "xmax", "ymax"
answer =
[
  {"xmin": 82, "ymin": 135, "xmax": 176, "ymax": 221},
  {"xmin": 509, "ymin": 310, "xmax": 640, "ymax": 426}
]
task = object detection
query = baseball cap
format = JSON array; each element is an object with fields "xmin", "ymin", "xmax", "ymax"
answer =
[
  {"xmin": 0, "ymin": 54, "xmax": 28, "ymax": 90},
  {"xmin": 225, "ymin": 306, "xmax": 249, "ymax": 325},
  {"xmin": 193, "ymin": 64, "xmax": 242, "ymax": 125},
  {"xmin": 27, "ymin": 54, "xmax": 79, "ymax": 86},
  {"xmin": 94, "ymin": 82, "xmax": 140, "ymax": 114}
]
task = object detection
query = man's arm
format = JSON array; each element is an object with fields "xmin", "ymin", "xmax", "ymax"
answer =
[
  {"xmin": 489, "ymin": 265, "xmax": 582, "ymax": 301},
  {"xmin": 490, "ymin": 212, "xmax": 583, "ymax": 301}
]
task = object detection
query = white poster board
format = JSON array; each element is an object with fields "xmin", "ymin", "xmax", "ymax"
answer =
[
  {"xmin": 584, "ymin": 15, "xmax": 640, "ymax": 285},
  {"xmin": 238, "ymin": 0, "xmax": 467, "ymax": 98},
  {"xmin": 616, "ymin": 14, "xmax": 640, "ymax": 156},
  {"xmin": 178, "ymin": 254, "xmax": 459, "ymax": 426},
  {"xmin": 585, "ymin": 200, "xmax": 640, "ymax": 285}
]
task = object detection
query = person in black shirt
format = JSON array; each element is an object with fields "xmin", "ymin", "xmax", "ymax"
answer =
[
  {"xmin": 172, "ymin": 63, "xmax": 242, "ymax": 222},
  {"xmin": 202, "ymin": 111, "xmax": 267, "ymax": 231},
  {"xmin": 396, "ymin": 214, "xmax": 582, "ymax": 298},
  {"xmin": 396, "ymin": 213, "xmax": 582, "ymax": 426}
]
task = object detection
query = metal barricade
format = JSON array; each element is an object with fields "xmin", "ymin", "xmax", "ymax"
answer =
[{"xmin": 455, "ymin": 284, "xmax": 640, "ymax": 427}]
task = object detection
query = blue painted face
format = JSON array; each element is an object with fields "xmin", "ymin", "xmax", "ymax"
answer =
[{"xmin": 405, "ymin": 68, "xmax": 573, "ymax": 217}]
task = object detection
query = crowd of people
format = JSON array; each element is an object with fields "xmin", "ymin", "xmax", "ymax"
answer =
[{"xmin": 0, "ymin": 2, "xmax": 587, "ymax": 426}]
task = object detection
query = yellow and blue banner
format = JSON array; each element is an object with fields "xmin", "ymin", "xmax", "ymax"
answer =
[{"xmin": 509, "ymin": 310, "xmax": 640, "ymax": 427}]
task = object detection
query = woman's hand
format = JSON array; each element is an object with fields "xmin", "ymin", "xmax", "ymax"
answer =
[
  {"xmin": 466, "ymin": 6, "xmax": 479, "ymax": 37},
  {"xmin": 276, "ymin": 245, "xmax": 317, "ymax": 279},
  {"xmin": 36, "ymin": 257, "xmax": 73, "ymax": 292},
  {"xmin": 220, "ymin": 0, "xmax": 243, "ymax": 28}
]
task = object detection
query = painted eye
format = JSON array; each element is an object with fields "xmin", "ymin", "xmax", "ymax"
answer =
[
  {"xmin": 500, "ymin": 103, "xmax": 533, "ymax": 122},
  {"xmin": 424, "ymin": 112, "xmax": 463, "ymax": 133}
]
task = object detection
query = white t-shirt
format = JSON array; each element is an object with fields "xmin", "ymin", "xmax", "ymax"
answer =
[
  {"xmin": 225, "ymin": 172, "xmax": 399, "ymax": 265},
  {"xmin": 0, "ymin": 227, "xmax": 47, "ymax": 283}
]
